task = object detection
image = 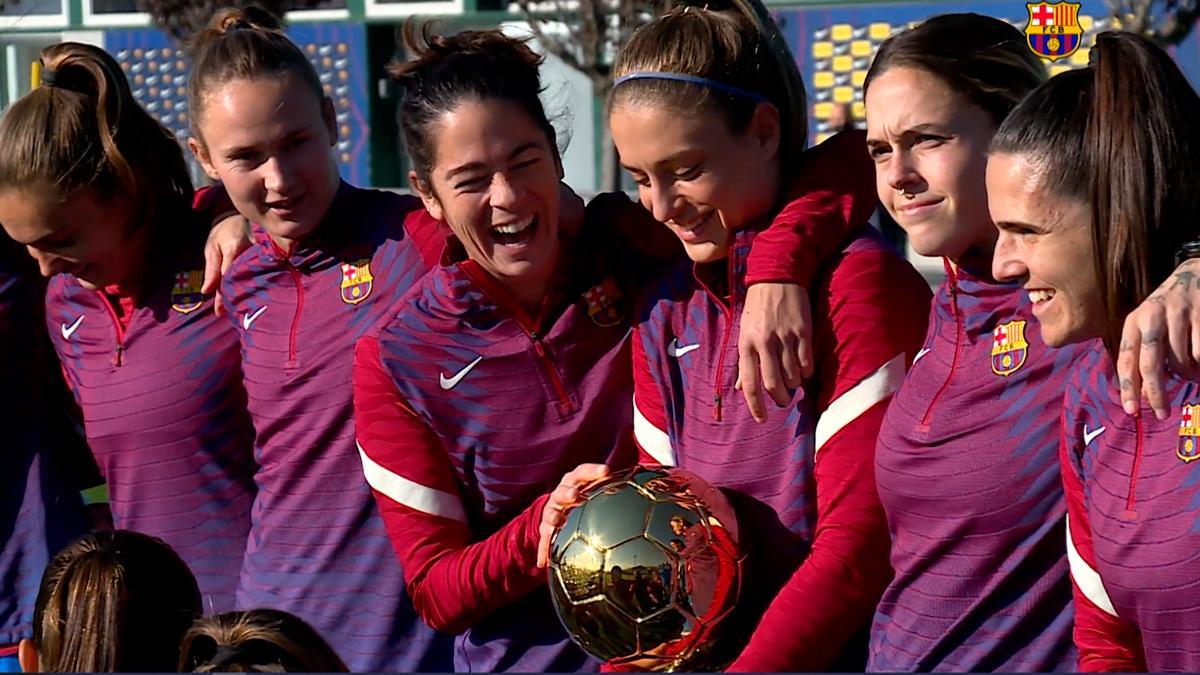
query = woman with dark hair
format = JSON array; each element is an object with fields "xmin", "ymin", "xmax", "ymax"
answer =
[
  {"xmin": 353, "ymin": 16, "xmax": 882, "ymax": 671},
  {"xmin": 989, "ymin": 31, "xmax": 1200, "ymax": 672},
  {"xmin": 18, "ymin": 530, "xmax": 201, "ymax": 673},
  {"xmin": 179, "ymin": 609, "xmax": 348, "ymax": 672},
  {"xmin": 861, "ymin": 15, "xmax": 1200, "ymax": 672},
  {"xmin": 0, "ymin": 42, "xmax": 256, "ymax": 616}
]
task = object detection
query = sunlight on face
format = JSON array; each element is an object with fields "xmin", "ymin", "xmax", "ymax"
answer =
[
  {"xmin": 988, "ymin": 152, "xmax": 1101, "ymax": 347},
  {"xmin": 609, "ymin": 102, "xmax": 780, "ymax": 264}
]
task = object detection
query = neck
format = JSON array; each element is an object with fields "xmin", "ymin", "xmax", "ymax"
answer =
[
  {"xmin": 110, "ymin": 223, "xmax": 154, "ymax": 298},
  {"xmin": 507, "ymin": 249, "xmax": 559, "ymax": 320},
  {"xmin": 947, "ymin": 222, "xmax": 999, "ymax": 282}
]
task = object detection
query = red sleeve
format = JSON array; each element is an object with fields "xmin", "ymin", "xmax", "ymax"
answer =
[
  {"xmin": 729, "ymin": 245, "xmax": 931, "ymax": 672},
  {"xmin": 1060, "ymin": 415, "xmax": 1146, "ymax": 671},
  {"xmin": 401, "ymin": 203, "xmax": 451, "ymax": 269},
  {"xmin": 745, "ymin": 129, "xmax": 877, "ymax": 287},
  {"xmin": 630, "ymin": 325, "xmax": 673, "ymax": 468},
  {"xmin": 353, "ymin": 336, "xmax": 548, "ymax": 635},
  {"xmin": 192, "ymin": 184, "xmax": 239, "ymax": 225}
]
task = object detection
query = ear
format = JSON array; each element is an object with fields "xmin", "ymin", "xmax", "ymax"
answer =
[
  {"xmin": 18, "ymin": 638, "xmax": 38, "ymax": 672},
  {"xmin": 750, "ymin": 101, "xmax": 782, "ymax": 161},
  {"xmin": 322, "ymin": 96, "xmax": 338, "ymax": 146},
  {"xmin": 188, "ymin": 137, "xmax": 221, "ymax": 182},
  {"xmin": 408, "ymin": 170, "xmax": 443, "ymax": 222}
]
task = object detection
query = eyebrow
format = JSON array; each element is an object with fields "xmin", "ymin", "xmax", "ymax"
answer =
[
  {"xmin": 620, "ymin": 150, "xmax": 698, "ymax": 174},
  {"xmin": 445, "ymin": 142, "xmax": 541, "ymax": 180},
  {"xmin": 867, "ymin": 122, "xmax": 950, "ymax": 144}
]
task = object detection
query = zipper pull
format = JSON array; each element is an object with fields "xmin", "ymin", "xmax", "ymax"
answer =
[
  {"xmin": 112, "ymin": 343, "xmax": 123, "ymax": 367},
  {"xmin": 713, "ymin": 393, "xmax": 722, "ymax": 422}
]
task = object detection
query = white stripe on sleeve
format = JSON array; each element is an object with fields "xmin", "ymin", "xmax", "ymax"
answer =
[
  {"xmin": 633, "ymin": 395, "xmax": 676, "ymax": 466},
  {"xmin": 357, "ymin": 441, "xmax": 468, "ymax": 523},
  {"xmin": 815, "ymin": 352, "xmax": 906, "ymax": 457},
  {"xmin": 1066, "ymin": 513, "xmax": 1119, "ymax": 617}
]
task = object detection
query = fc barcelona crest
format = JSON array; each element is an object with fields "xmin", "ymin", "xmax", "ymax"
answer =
[
  {"xmin": 1178, "ymin": 404, "xmax": 1200, "ymax": 463},
  {"xmin": 170, "ymin": 270, "xmax": 204, "ymax": 314},
  {"xmin": 340, "ymin": 259, "xmax": 374, "ymax": 305},
  {"xmin": 991, "ymin": 320, "xmax": 1029, "ymax": 376},
  {"xmin": 583, "ymin": 278, "xmax": 624, "ymax": 327},
  {"xmin": 1024, "ymin": 2, "xmax": 1083, "ymax": 61}
]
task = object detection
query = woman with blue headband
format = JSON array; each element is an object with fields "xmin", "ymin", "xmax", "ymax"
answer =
[{"xmin": 571, "ymin": 0, "xmax": 934, "ymax": 669}]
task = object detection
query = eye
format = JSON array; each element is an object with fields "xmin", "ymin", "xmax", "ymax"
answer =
[
  {"xmin": 674, "ymin": 164, "xmax": 702, "ymax": 181},
  {"xmin": 454, "ymin": 176, "xmax": 487, "ymax": 192},
  {"xmin": 512, "ymin": 156, "xmax": 540, "ymax": 171},
  {"xmin": 915, "ymin": 134, "xmax": 947, "ymax": 146},
  {"xmin": 867, "ymin": 145, "xmax": 891, "ymax": 161},
  {"xmin": 288, "ymin": 136, "xmax": 310, "ymax": 149}
]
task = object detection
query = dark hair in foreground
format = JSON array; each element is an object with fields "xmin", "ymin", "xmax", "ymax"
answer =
[
  {"xmin": 179, "ymin": 609, "xmax": 349, "ymax": 672},
  {"xmin": 31, "ymin": 530, "xmax": 201, "ymax": 672},
  {"xmin": 388, "ymin": 23, "xmax": 557, "ymax": 184},
  {"xmin": 864, "ymin": 13, "xmax": 1047, "ymax": 125},
  {"xmin": 991, "ymin": 31, "xmax": 1200, "ymax": 356}
]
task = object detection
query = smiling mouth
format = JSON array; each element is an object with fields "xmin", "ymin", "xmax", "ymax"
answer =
[
  {"xmin": 491, "ymin": 215, "xmax": 537, "ymax": 246},
  {"xmin": 673, "ymin": 212, "xmax": 716, "ymax": 242},
  {"xmin": 1029, "ymin": 288, "xmax": 1056, "ymax": 306},
  {"xmin": 267, "ymin": 194, "xmax": 306, "ymax": 215}
]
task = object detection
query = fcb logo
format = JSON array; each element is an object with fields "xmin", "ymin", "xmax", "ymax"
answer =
[
  {"xmin": 991, "ymin": 320, "xmax": 1029, "ymax": 376},
  {"xmin": 340, "ymin": 259, "xmax": 374, "ymax": 305},
  {"xmin": 1178, "ymin": 404, "xmax": 1200, "ymax": 463},
  {"xmin": 1024, "ymin": 2, "xmax": 1083, "ymax": 61},
  {"xmin": 583, "ymin": 278, "xmax": 624, "ymax": 327},
  {"xmin": 171, "ymin": 270, "xmax": 204, "ymax": 314}
]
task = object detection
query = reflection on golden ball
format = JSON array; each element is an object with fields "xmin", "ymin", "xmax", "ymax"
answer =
[{"xmin": 548, "ymin": 466, "xmax": 742, "ymax": 672}]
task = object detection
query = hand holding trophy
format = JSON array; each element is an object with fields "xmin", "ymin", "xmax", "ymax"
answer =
[{"xmin": 544, "ymin": 465, "xmax": 743, "ymax": 672}]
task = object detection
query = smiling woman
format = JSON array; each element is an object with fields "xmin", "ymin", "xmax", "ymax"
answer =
[{"xmin": 988, "ymin": 31, "xmax": 1200, "ymax": 672}]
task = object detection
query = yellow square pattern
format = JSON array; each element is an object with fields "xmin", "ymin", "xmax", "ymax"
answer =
[
  {"xmin": 813, "ymin": 41, "xmax": 834, "ymax": 59},
  {"xmin": 850, "ymin": 40, "xmax": 873, "ymax": 57},
  {"xmin": 831, "ymin": 24, "xmax": 853, "ymax": 41},
  {"xmin": 832, "ymin": 55, "xmax": 853, "ymax": 72},
  {"xmin": 814, "ymin": 71, "xmax": 835, "ymax": 88}
]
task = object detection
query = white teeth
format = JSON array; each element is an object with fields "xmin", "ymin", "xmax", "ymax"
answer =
[
  {"xmin": 1029, "ymin": 289, "xmax": 1056, "ymax": 304},
  {"xmin": 493, "ymin": 217, "xmax": 533, "ymax": 235}
]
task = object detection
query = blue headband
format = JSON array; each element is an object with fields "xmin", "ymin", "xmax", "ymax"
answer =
[{"xmin": 612, "ymin": 72, "xmax": 769, "ymax": 103}]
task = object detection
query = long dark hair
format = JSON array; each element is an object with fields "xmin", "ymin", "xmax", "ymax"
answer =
[
  {"xmin": 179, "ymin": 609, "xmax": 349, "ymax": 672},
  {"xmin": 991, "ymin": 31, "xmax": 1200, "ymax": 356},
  {"xmin": 30, "ymin": 530, "xmax": 201, "ymax": 672},
  {"xmin": 864, "ymin": 13, "xmax": 1047, "ymax": 126}
]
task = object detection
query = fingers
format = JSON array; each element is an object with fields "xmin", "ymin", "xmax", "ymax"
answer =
[
  {"xmin": 757, "ymin": 342, "xmax": 790, "ymax": 408},
  {"xmin": 797, "ymin": 294, "xmax": 815, "ymax": 379},
  {"xmin": 1138, "ymin": 320, "xmax": 1168, "ymax": 420},
  {"xmin": 202, "ymin": 240, "xmax": 220, "ymax": 295},
  {"xmin": 1117, "ymin": 315, "xmax": 1142, "ymax": 416},
  {"xmin": 538, "ymin": 464, "xmax": 610, "ymax": 569},
  {"xmin": 213, "ymin": 286, "xmax": 225, "ymax": 318},
  {"xmin": 780, "ymin": 335, "xmax": 802, "ymax": 391},
  {"xmin": 1166, "ymin": 301, "xmax": 1193, "ymax": 379},
  {"xmin": 737, "ymin": 347, "xmax": 766, "ymax": 424}
]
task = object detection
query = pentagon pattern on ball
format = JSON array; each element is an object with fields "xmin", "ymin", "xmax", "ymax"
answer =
[{"xmin": 547, "ymin": 465, "xmax": 742, "ymax": 671}]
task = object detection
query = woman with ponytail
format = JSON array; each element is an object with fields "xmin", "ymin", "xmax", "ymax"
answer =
[
  {"xmin": 989, "ymin": 31, "xmax": 1200, "ymax": 671},
  {"xmin": 18, "ymin": 530, "xmax": 201, "ymax": 673},
  {"xmin": 596, "ymin": 0, "xmax": 932, "ymax": 669},
  {"xmin": 183, "ymin": 8, "xmax": 454, "ymax": 671},
  {"xmin": 0, "ymin": 42, "xmax": 256, "ymax": 615}
]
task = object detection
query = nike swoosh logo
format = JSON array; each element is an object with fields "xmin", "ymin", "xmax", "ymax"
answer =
[
  {"xmin": 667, "ymin": 339, "xmax": 700, "ymax": 358},
  {"xmin": 242, "ymin": 306, "xmax": 267, "ymax": 330},
  {"xmin": 61, "ymin": 315, "xmax": 84, "ymax": 340},
  {"xmin": 913, "ymin": 347, "xmax": 931, "ymax": 364},
  {"xmin": 440, "ymin": 355, "xmax": 484, "ymax": 390},
  {"xmin": 1083, "ymin": 425, "xmax": 1107, "ymax": 447}
]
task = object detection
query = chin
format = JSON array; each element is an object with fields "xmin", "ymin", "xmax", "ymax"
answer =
[{"xmin": 682, "ymin": 241, "xmax": 726, "ymax": 264}]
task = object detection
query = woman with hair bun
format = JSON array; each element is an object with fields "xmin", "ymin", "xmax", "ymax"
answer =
[
  {"xmin": 989, "ymin": 30, "xmax": 1200, "ymax": 672},
  {"xmin": 179, "ymin": 609, "xmax": 348, "ymax": 672},
  {"xmin": 0, "ymin": 41, "xmax": 256, "ymax": 616},
  {"xmin": 185, "ymin": 8, "xmax": 453, "ymax": 670}
]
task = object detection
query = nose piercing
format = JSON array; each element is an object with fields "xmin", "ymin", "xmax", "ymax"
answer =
[{"xmin": 896, "ymin": 188, "xmax": 915, "ymax": 200}]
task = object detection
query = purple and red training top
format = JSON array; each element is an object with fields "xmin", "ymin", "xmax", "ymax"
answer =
[
  {"xmin": 1062, "ymin": 341, "xmax": 1200, "ymax": 671},
  {"xmin": 220, "ymin": 183, "xmax": 452, "ymax": 672},
  {"xmin": 869, "ymin": 261, "xmax": 1088, "ymax": 672},
  {"xmin": 46, "ymin": 214, "xmax": 256, "ymax": 614}
]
